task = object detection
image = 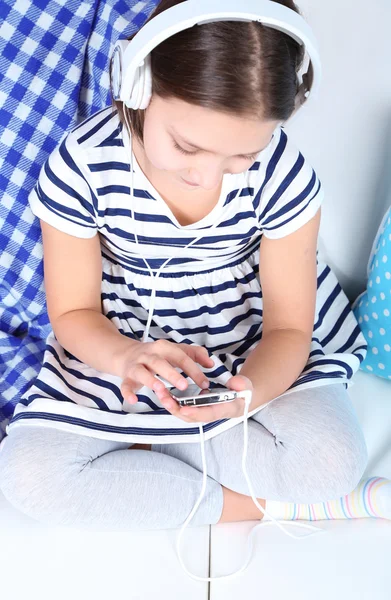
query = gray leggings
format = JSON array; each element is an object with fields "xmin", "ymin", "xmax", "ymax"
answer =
[{"xmin": 0, "ymin": 384, "xmax": 368, "ymax": 531}]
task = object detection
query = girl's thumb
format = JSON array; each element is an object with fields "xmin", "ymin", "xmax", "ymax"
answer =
[{"xmin": 227, "ymin": 374, "xmax": 253, "ymax": 391}]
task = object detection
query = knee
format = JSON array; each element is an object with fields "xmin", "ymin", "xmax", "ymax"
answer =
[
  {"xmin": 0, "ymin": 434, "xmax": 71, "ymax": 523},
  {"xmin": 323, "ymin": 428, "xmax": 369, "ymax": 500},
  {"xmin": 256, "ymin": 418, "xmax": 369, "ymax": 504},
  {"xmin": 292, "ymin": 426, "xmax": 369, "ymax": 502},
  {"xmin": 0, "ymin": 435, "xmax": 44, "ymax": 518}
]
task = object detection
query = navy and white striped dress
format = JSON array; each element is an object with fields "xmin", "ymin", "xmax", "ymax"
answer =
[{"xmin": 7, "ymin": 107, "xmax": 367, "ymax": 444}]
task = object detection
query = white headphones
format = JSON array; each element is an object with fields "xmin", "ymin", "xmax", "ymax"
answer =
[{"xmin": 110, "ymin": 0, "xmax": 321, "ymax": 116}]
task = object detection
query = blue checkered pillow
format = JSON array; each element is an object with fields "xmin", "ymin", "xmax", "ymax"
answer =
[
  {"xmin": 353, "ymin": 205, "xmax": 391, "ymax": 380},
  {"xmin": 0, "ymin": 0, "xmax": 159, "ymax": 441}
]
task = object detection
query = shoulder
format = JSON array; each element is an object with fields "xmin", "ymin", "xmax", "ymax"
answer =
[
  {"xmin": 65, "ymin": 106, "xmax": 123, "ymax": 156},
  {"xmin": 246, "ymin": 127, "xmax": 316, "ymax": 188},
  {"xmin": 246, "ymin": 128, "xmax": 323, "ymax": 238},
  {"xmin": 247, "ymin": 126, "xmax": 322, "ymax": 210},
  {"xmin": 41, "ymin": 107, "xmax": 123, "ymax": 194}
]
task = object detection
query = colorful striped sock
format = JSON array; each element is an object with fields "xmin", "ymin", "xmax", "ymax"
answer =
[{"xmin": 262, "ymin": 477, "xmax": 391, "ymax": 521}]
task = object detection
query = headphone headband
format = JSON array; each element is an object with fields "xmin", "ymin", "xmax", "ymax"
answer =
[{"xmin": 111, "ymin": 0, "xmax": 321, "ymax": 115}]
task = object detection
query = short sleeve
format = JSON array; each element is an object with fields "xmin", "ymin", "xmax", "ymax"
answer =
[
  {"xmin": 28, "ymin": 131, "xmax": 98, "ymax": 238},
  {"xmin": 257, "ymin": 129, "xmax": 324, "ymax": 239}
]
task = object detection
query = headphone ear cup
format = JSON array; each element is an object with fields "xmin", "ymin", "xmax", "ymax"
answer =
[
  {"xmin": 139, "ymin": 54, "xmax": 153, "ymax": 109},
  {"xmin": 124, "ymin": 63, "xmax": 143, "ymax": 109},
  {"xmin": 124, "ymin": 55, "xmax": 153, "ymax": 110}
]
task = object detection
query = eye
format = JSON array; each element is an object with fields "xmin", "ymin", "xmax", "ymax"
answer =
[
  {"xmin": 241, "ymin": 154, "xmax": 258, "ymax": 161},
  {"xmin": 173, "ymin": 141, "xmax": 197, "ymax": 156},
  {"xmin": 173, "ymin": 140, "xmax": 257, "ymax": 161}
]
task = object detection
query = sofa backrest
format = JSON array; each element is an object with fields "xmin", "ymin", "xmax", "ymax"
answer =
[{"xmin": 285, "ymin": 0, "xmax": 391, "ymax": 302}]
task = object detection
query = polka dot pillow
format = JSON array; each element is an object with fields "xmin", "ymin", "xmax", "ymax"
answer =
[{"xmin": 353, "ymin": 205, "xmax": 391, "ymax": 380}]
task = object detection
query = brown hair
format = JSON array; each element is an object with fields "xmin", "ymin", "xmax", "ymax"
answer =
[{"xmin": 110, "ymin": 0, "xmax": 305, "ymax": 145}]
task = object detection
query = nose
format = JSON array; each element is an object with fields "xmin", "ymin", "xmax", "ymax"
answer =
[{"xmin": 188, "ymin": 166, "xmax": 223, "ymax": 190}]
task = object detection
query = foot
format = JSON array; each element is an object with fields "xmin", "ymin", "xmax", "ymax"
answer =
[{"xmin": 218, "ymin": 486, "xmax": 265, "ymax": 523}]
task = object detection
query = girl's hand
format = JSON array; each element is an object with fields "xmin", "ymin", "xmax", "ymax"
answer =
[
  {"xmin": 155, "ymin": 374, "xmax": 254, "ymax": 424},
  {"xmin": 119, "ymin": 339, "xmax": 215, "ymax": 403}
]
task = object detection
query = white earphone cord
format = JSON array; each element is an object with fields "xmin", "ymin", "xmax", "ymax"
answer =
[{"xmin": 123, "ymin": 111, "xmax": 326, "ymax": 582}]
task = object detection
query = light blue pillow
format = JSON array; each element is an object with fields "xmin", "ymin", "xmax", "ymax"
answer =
[{"xmin": 353, "ymin": 206, "xmax": 391, "ymax": 379}]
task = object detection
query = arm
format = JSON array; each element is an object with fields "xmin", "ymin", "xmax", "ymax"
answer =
[
  {"xmin": 40, "ymin": 219, "xmax": 136, "ymax": 378},
  {"xmin": 240, "ymin": 208, "xmax": 321, "ymax": 411},
  {"xmin": 41, "ymin": 220, "xmax": 211, "ymax": 395},
  {"xmin": 54, "ymin": 309, "xmax": 137, "ymax": 378}
]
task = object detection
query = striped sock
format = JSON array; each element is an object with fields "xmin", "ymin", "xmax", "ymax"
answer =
[{"xmin": 262, "ymin": 477, "xmax": 391, "ymax": 521}]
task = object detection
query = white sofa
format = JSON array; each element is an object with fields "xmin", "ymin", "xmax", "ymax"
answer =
[
  {"xmin": 1, "ymin": 1, "xmax": 390, "ymax": 598},
  {"xmin": 0, "ymin": 370, "xmax": 390, "ymax": 599}
]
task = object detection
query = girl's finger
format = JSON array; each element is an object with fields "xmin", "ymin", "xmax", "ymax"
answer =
[
  {"xmin": 121, "ymin": 365, "xmax": 165, "ymax": 400},
  {"xmin": 120, "ymin": 384, "xmax": 138, "ymax": 404},
  {"xmin": 144, "ymin": 355, "xmax": 189, "ymax": 390},
  {"xmin": 158, "ymin": 392, "xmax": 194, "ymax": 422},
  {"xmin": 181, "ymin": 344, "xmax": 215, "ymax": 369},
  {"xmin": 167, "ymin": 348, "xmax": 210, "ymax": 389},
  {"xmin": 153, "ymin": 385, "xmax": 201, "ymax": 423},
  {"xmin": 226, "ymin": 374, "xmax": 253, "ymax": 392}
]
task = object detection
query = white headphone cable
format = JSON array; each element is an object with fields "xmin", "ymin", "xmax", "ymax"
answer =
[
  {"xmin": 124, "ymin": 108, "xmax": 217, "ymax": 342},
  {"xmin": 175, "ymin": 392, "xmax": 326, "ymax": 582}
]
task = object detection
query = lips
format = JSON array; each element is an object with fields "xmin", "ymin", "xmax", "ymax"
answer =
[{"xmin": 181, "ymin": 177, "xmax": 199, "ymax": 187}]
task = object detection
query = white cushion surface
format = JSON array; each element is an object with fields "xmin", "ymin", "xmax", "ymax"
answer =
[{"xmin": 0, "ymin": 479, "xmax": 209, "ymax": 600}]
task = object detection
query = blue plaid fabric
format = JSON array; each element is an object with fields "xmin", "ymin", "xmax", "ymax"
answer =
[{"xmin": 0, "ymin": 0, "xmax": 159, "ymax": 442}]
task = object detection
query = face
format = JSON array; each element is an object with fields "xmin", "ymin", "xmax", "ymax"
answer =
[{"xmin": 139, "ymin": 95, "xmax": 281, "ymax": 192}]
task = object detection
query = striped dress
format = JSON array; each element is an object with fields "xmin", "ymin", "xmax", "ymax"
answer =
[{"xmin": 7, "ymin": 107, "xmax": 367, "ymax": 444}]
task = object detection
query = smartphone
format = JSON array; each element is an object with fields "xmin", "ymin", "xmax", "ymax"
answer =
[{"xmin": 170, "ymin": 384, "xmax": 238, "ymax": 407}]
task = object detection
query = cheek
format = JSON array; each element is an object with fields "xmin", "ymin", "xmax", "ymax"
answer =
[
  {"xmin": 143, "ymin": 132, "xmax": 185, "ymax": 172},
  {"xmin": 147, "ymin": 143, "xmax": 185, "ymax": 172},
  {"xmin": 229, "ymin": 161, "xmax": 252, "ymax": 174}
]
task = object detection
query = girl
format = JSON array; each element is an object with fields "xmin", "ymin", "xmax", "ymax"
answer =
[{"xmin": 1, "ymin": 0, "xmax": 390, "ymax": 531}]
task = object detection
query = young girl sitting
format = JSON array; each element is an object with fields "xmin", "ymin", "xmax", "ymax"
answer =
[{"xmin": 1, "ymin": 0, "xmax": 390, "ymax": 531}]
